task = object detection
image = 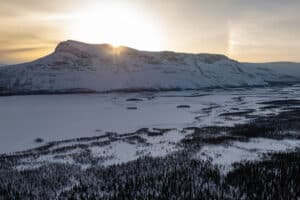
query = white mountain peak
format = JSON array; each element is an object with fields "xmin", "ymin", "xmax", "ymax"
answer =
[{"xmin": 0, "ymin": 40, "xmax": 299, "ymax": 95}]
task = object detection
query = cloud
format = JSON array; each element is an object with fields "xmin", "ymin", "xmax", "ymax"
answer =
[
  {"xmin": 0, "ymin": 47, "xmax": 48, "ymax": 54},
  {"xmin": 0, "ymin": 0, "xmax": 83, "ymax": 15},
  {"xmin": 0, "ymin": 46, "xmax": 54, "ymax": 64}
]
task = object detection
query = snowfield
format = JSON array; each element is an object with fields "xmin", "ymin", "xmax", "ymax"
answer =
[
  {"xmin": 1, "ymin": 85, "xmax": 300, "ymax": 174},
  {"xmin": 195, "ymin": 138, "xmax": 300, "ymax": 174},
  {"xmin": 0, "ymin": 85, "xmax": 299, "ymax": 154},
  {"xmin": 0, "ymin": 40, "xmax": 300, "ymax": 95}
]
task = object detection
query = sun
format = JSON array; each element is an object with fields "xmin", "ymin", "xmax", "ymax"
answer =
[{"xmin": 68, "ymin": 2, "xmax": 164, "ymax": 51}]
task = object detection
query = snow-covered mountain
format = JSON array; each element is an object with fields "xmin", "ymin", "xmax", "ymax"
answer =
[{"xmin": 0, "ymin": 40, "xmax": 300, "ymax": 95}]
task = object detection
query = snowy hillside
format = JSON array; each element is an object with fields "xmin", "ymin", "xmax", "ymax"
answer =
[
  {"xmin": 0, "ymin": 40, "xmax": 300, "ymax": 95},
  {"xmin": 245, "ymin": 62, "xmax": 300, "ymax": 79}
]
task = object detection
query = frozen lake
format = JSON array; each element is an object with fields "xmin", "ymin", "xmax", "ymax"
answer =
[{"xmin": 1, "ymin": 85, "xmax": 300, "ymax": 153}]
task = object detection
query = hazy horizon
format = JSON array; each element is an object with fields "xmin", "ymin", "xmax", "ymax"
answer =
[{"xmin": 1, "ymin": 0, "xmax": 300, "ymax": 64}]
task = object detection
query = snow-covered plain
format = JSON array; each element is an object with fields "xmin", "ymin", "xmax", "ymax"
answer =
[{"xmin": 1, "ymin": 85, "xmax": 300, "ymax": 161}]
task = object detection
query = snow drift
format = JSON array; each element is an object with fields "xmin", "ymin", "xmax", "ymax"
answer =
[{"xmin": 0, "ymin": 40, "xmax": 300, "ymax": 95}]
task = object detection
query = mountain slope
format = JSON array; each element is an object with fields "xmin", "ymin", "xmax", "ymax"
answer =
[{"xmin": 0, "ymin": 40, "xmax": 300, "ymax": 95}]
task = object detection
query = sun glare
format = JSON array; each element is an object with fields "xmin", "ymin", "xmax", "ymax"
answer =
[{"xmin": 68, "ymin": 3, "xmax": 164, "ymax": 51}]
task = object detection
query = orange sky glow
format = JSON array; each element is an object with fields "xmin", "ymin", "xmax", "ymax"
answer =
[{"xmin": 0, "ymin": 0, "xmax": 300, "ymax": 65}]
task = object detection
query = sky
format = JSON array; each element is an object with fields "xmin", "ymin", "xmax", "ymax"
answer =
[{"xmin": 0, "ymin": 0, "xmax": 300, "ymax": 64}]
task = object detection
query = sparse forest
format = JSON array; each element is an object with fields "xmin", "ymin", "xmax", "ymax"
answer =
[{"xmin": 1, "ymin": 105, "xmax": 300, "ymax": 199}]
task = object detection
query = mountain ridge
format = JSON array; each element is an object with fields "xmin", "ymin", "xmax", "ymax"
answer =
[{"xmin": 0, "ymin": 40, "xmax": 300, "ymax": 95}]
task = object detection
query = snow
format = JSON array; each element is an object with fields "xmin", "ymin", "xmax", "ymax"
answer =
[
  {"xmin": 4, "ymin": 84, "xmax": 300, "ymax": 172},
  {"xmin": 245, "ymin": 62, "xmax": 300, "ymax": 79},
  {"xmin": 195, "ymin": 138, "xmax": 300, "ymax": 174},
  {"xmin": 15, "ymin": 154, "xmax": 76, "ymax": 172},
  {"xmin": 1, "ymin": 85, "xmax": 300, "ymax": 154},
  {"xmin": 1, "ymin": 40, "xmax": 300, "ymax": 94},
  {"xmin": 91, "ymin": 129, "xmax": 186, "ymax": 166},
  {"xmin": 14, "ymin": 129, "xmax": 187, "ymax": 170},
  {"xmin": 15, "ymin": 163, "xmax": 43, "ymax": 171}
]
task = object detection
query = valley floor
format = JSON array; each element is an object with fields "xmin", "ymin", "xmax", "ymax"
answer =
[{"xmin": 1, "ymin": 85, "xmax": 300, "ymax": 199}]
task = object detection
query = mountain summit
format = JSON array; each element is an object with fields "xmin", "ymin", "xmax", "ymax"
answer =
[{"xmin": 0, "ymin": 40, "xmax": 300, "ymax": 95}]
